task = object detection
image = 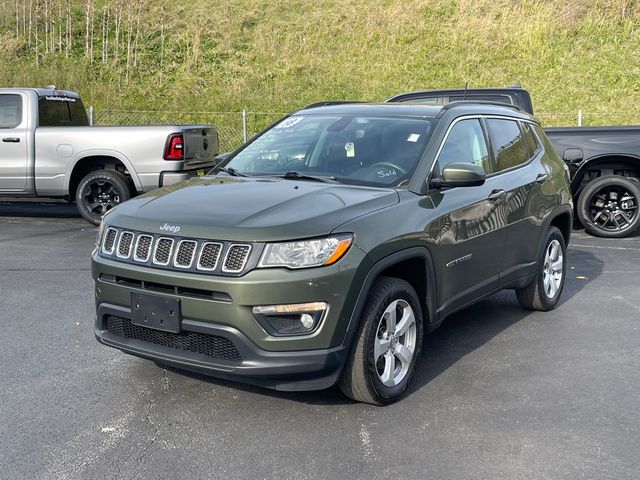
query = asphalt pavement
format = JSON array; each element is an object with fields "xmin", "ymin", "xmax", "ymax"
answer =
[{"xmin": 1, "ymin": 201, "xmax": 638, "ymax": 479}]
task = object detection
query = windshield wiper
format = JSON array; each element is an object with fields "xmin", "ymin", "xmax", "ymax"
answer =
[
  {"xmin": 217, "ymin": 167, "xmax": 248, "ymax": 177},
  {"xmin": 279, "ymin": 171, "xmax": 339, "ymax": 183}
]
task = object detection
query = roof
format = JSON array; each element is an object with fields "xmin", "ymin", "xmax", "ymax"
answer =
[
  {"xmin": 0, "ymin": 87, "xmax": 81, "ymax": 99},
  {"xmin": 295, "ymin": 101, "xmax": 534, "ymax": 121}
]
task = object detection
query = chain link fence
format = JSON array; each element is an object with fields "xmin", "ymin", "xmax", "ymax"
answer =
[
  {"xmin": 90, "ymin": 107, "xmax": 640, "ymax": 151},
  {"xmin": 91, "ymin": 109, "xmax": 286, "ymax": 152}
]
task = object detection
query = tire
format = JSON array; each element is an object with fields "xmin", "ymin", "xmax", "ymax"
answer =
[
  {"xmin": 516, "ymin": 226, "xmax": 566, "ymax": 311},
  {"xmin": 76, "ymin": 170, "xmax": 133, "ymax": 225},
  {"xmin": 576, "ymin": 175, "xmax": 640, "ymax": 238},
  {"xmin": 339, "ymin": 277, "xmax": 423, "ymax": 405}
]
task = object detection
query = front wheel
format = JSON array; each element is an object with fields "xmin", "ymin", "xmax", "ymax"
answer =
[
  {"xmin": 339, "ymin": 277, "xmax": 423, "ymax": 405},
  {"xmin": 76, "ymin": 170, "xmax": 133, "ymax": 225},
  {"xmin": 516, "ymin": 226, "xmax": 567, "ymax": 311},
  {"xmin": 576, "ymin": 175, "xmax": 640, "ymax": 238}
]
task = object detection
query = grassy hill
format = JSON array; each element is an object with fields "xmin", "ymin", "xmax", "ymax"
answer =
[{"xmin": 1, "ymin": 0, "xmax": 639, "ymax": 131}]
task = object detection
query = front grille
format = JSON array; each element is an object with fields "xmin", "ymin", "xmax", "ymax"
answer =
[
  {"xmin": 99, "ymin": 227, "xmax": 258, "ymax": 276},
  {"xmin": 198, "ymin": 242, "xmax": 222, "ymax": 271},
  {"xmin": 102, "ymin": 228, "xmax": 118, "ymax": 254},
  {"xmin": 117, "ymin": 232, "xmax": 134, "ymax": 258},
  {"xmin": 154, "ymin": 238, "xmax": 174, "ymax": 265},
  {"xmin": 223, "ymin": 245, "xmax": 251, "ymax": 273},
  {"xmin": 134, "ymin": 235, "xmax": 153, "ymax": 262},
  {"xmin": 105, "ymin": 315, "xmax": 242, "ymax": 362},
  {"xmin": 174, "ymin": 240, "xmax": 197, "ymax": 268}
]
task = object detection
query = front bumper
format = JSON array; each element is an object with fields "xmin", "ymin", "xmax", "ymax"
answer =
[
  {"xmin": 96, "ymin": 304, "xmax": 349, "ymax": 391},
  {"xmin": 92, "ymin": 246, "xmax": 368, "ymax": 390}
]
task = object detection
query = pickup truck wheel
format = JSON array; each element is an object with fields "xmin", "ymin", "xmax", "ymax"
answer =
[
  {"xmin": 577, "ymin": 175, "xmax": 640, "ymax": 238},
  {"xmin": 76, "ymin": 170, "xmax": 132, "ymax": 225},
  {"xmin": 339, "ymin": 277, "xmax": 423, "ymax": 405},
  {"xmin": 516, "ymin": 226, "xmax": 566, "ymax": 311}
]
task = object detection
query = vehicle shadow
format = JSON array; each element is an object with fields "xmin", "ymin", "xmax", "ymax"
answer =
[
  {"xmin": 0, "ymin": 200, "xmax": 81, "ymax": 219},
  {"xmin": 159, "ymin": 247, "xmax": 603, "ymax": 406}
]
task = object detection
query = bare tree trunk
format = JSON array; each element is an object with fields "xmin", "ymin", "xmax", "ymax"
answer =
[
  {"xmin": 58, "ymin": 0, "xmax": 63, "ymax": 53},
  {"xmin": 28, "ymin": 0, "xmax": 33, "ymax": 47},
  {"xmin": 65, "ymin": 0, "xmax": 71, "ymax": 58},
  {"xmin": 44, "ymin": 0, "xmax": 49, "ymax": 54},
  {"xmin": 160, "ymin": 5, "xmax": 165, "ymax": 71},
  {"xmin": 125, "ymin": 4, "xmax": 132, "ymax": 81},
  {"xmin": 15, "ymin": 0, "xmax": 20, "ymax": 39},
  {"xmin": 34, "ymin": 0, "xmax": 39, "ymax": 64},
  {"xmin": 133, "ymin": 0, "xmax": 142, "ymax": 68}
]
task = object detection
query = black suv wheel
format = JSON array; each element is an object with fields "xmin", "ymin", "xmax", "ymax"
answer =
[{"xmin": 339, "ymin": 277, "xmax": 423, "ymax": 405}]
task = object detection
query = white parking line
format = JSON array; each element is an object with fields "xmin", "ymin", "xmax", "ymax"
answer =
[{"xmin": 570, "ymin": 244, "xmax": 640, "ymax": 251}]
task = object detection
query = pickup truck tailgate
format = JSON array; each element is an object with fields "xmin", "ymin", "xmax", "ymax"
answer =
[{"xmin": 183, "ymin": 127, "xmax": 218, "ymax": 169}]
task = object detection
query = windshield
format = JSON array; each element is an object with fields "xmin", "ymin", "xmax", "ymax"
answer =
[{"xmin": 222, "ymin": 114, "xmax": 434, "ymax": 187}]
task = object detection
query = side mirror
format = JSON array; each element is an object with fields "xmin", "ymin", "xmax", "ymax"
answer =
[
  {"xmin": 431, "ymin": 163, "xmax": 486, "ymax": 188},
  {"xmin": 562, "ymin": 148, "xmax": 583, "ymax": 164}
]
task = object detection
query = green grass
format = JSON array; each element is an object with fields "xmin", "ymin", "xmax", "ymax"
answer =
[{"xmin": 1, "ymin": 0, "xmax": 640, "ymax": 129}]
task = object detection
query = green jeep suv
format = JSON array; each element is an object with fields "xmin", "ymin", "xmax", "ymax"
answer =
[{"xmin": 93, "ymin": 102, "xmax": 572, "ymax": 404}]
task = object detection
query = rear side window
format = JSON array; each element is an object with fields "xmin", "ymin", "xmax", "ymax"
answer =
[
  {"xmin": 486, "ymin": 119, "xmax": 529, "ymax": 173},
  {"xmin": 0, "ymin": 94, "xmax": 22, "ymax": 128},
  {"xmin": 521, "ymin": 122, "xmax": 540, "ymax": 157},
  {"xmin": 38, "ymin": 96, "xmax": 89, "ymax": 126}
]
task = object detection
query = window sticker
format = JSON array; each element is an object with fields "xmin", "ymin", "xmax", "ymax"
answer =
[
  {"xmin": 407, "ymin": 133, "xmax": 420, "ymax": 142},
  {"xmin": 274, "ymin": 116, "xmax": 304, "ymax": 129},
  {"xmin": 345, "ymin": 142, "xmax": 355, "ymax": 158},
  {"xmin": 44, "ymin": 96, "xmax": 76, "ymax": 102}
]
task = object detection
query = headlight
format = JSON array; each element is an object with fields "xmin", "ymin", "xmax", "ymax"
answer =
[
  {"xmin": 258, "ymin": 234, "xmax": 353, "ymax": 269},
  {"xmin": 95, "ymin": 220, "xmax": 106, "ymax": 248}
]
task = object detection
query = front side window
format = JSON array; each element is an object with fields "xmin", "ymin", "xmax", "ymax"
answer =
[
  {"xmin": 436, "ymin": 119, "xmax": 490, "ymax": 173},
  {"xmin": 0, "ymin": 95, "xmax": 22, "ymax": 128},
  {"xmin": 223, "ymin": 114, "xmax": 435, "ymax": 187},
  {"xmin": 487, "ymin": 119, "xmax": 530, "ymax": 173}
]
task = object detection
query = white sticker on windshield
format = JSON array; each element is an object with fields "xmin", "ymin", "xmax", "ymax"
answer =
[
  {"xmin": 407, "ymin": 133, "xmax": 420, "ymax": 142},
  {"xmin": 275, "ymin": 116, "xmax": 304, "ymax": 129},
  {"xmin": 345, "ymin": 142, "xmax": 355, "ymax": 158}
]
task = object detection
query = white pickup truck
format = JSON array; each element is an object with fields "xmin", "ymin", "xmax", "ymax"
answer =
[{"xmin": 0, "ymin": 87, "xmax": 218, "ymax": 224}]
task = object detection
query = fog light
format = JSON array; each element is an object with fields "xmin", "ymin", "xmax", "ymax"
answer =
[
  {"xmin": 252, "ymin": 302, "xmax": 328, "ymax": 336},
  {"xmin": 300, "ymin": 313, "xmax": 314, "ymax": 329}
]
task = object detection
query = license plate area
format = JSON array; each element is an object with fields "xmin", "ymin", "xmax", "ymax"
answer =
[{"xmin": 131, "ymin": 293, "xmax": 181, "ymax": 333}]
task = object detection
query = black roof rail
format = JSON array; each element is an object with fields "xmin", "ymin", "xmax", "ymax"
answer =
[
  {"xmin": 302, "ymin": 100, "xmax": 362, "ymax": 109},
  {"xmin": 435, "ymin": 100, "xmax": 523, "ymax": 118}
]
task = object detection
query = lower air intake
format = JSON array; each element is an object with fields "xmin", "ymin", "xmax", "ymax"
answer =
[{"xmin": 105, "ymin": 316, "xmax": 242, "ymax": 362}]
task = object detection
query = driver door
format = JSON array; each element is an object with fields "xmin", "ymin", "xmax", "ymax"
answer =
[{"xmin": 429, "ymin": 118, "xmax": 507, "ymax": 315}]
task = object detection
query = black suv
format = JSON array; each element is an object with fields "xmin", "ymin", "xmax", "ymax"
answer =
[{"xmin": 93, "ymin": 102, "xmax": 573, "ymax": 404}]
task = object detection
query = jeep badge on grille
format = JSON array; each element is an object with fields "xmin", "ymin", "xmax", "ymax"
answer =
[{"xmin": 159, "ymin": 223, "xmax": 181, "ymax": 234}]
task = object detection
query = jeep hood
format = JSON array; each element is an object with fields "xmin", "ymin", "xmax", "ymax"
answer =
[{"xmin": 107, "ymin": 176, "xmax": 399, "ymax": 241}]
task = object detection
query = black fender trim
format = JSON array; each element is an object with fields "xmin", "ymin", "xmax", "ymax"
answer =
[{"xmin": 341, "ymin": 246, "xmax": 439, "ymax": 351}]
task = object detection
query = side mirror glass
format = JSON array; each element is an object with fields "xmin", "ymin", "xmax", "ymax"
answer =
[{"xmin": 432, "ymin": 162, "xmax": 486, "ymax": 188}]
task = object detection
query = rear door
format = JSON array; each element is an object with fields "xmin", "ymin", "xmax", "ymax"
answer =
[
  {"xmin": 484, "ymin": 118, "xmax": 549, "ymax": 285},
  {"xmin": 0, "ymin": 93, "xmax": 28, "ymax": 191},
  {"xmin": 429, "ymin": 117, "xmax": 506, "ymax": 315}
]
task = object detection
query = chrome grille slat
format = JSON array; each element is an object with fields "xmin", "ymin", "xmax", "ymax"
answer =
[
  {"xmin": 102, "ymin": 227, "xmax": 118, "ymax": 255},
  {"xmin": 197, "ymin": 242, "xmax": 223, "ymax": 271},
  {"xmin": 116, "ymin": 231, "xmax": 134, "ymax": 258},
  {"xmin": 222, "ymin": 244, "xmax": 251, "ymax": 273},
  {"xmin": 153, "ymin": 237, "xmax": 174, "ymax": 265},
  {"xmin": 134, "ymin": 234, "xmax": 153, "ymax": 262},
  {"xmin": 174, "ymin": 240, "xmax": 197, "ymax": 268}
]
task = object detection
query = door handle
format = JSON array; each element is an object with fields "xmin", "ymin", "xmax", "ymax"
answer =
[
  {"xmin": 536, "ymin": 173, "xmax": 549, "ymax": 184},
  {"xmin": 2, "ymin": 137, "xmax": 20, "ymax": 143},
  {"xmin": 488, "ymin": 189, "xmax": 506, "ymax": 202}
]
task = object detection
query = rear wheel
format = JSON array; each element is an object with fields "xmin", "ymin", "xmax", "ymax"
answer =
[
  {"xmin": 516, "ymin": 226, "xmax": 566, "ymax": 311},
  {"xmin": 339, "ymin": 277, "xmax": 423, "ymax": 405},
  {"xmin": 577, "ymin": 175, "xmax": 640, "ymax": 238},
  {"xmin": 76, "ymin": 170, "xmax": 133, "ymax": 225}
]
